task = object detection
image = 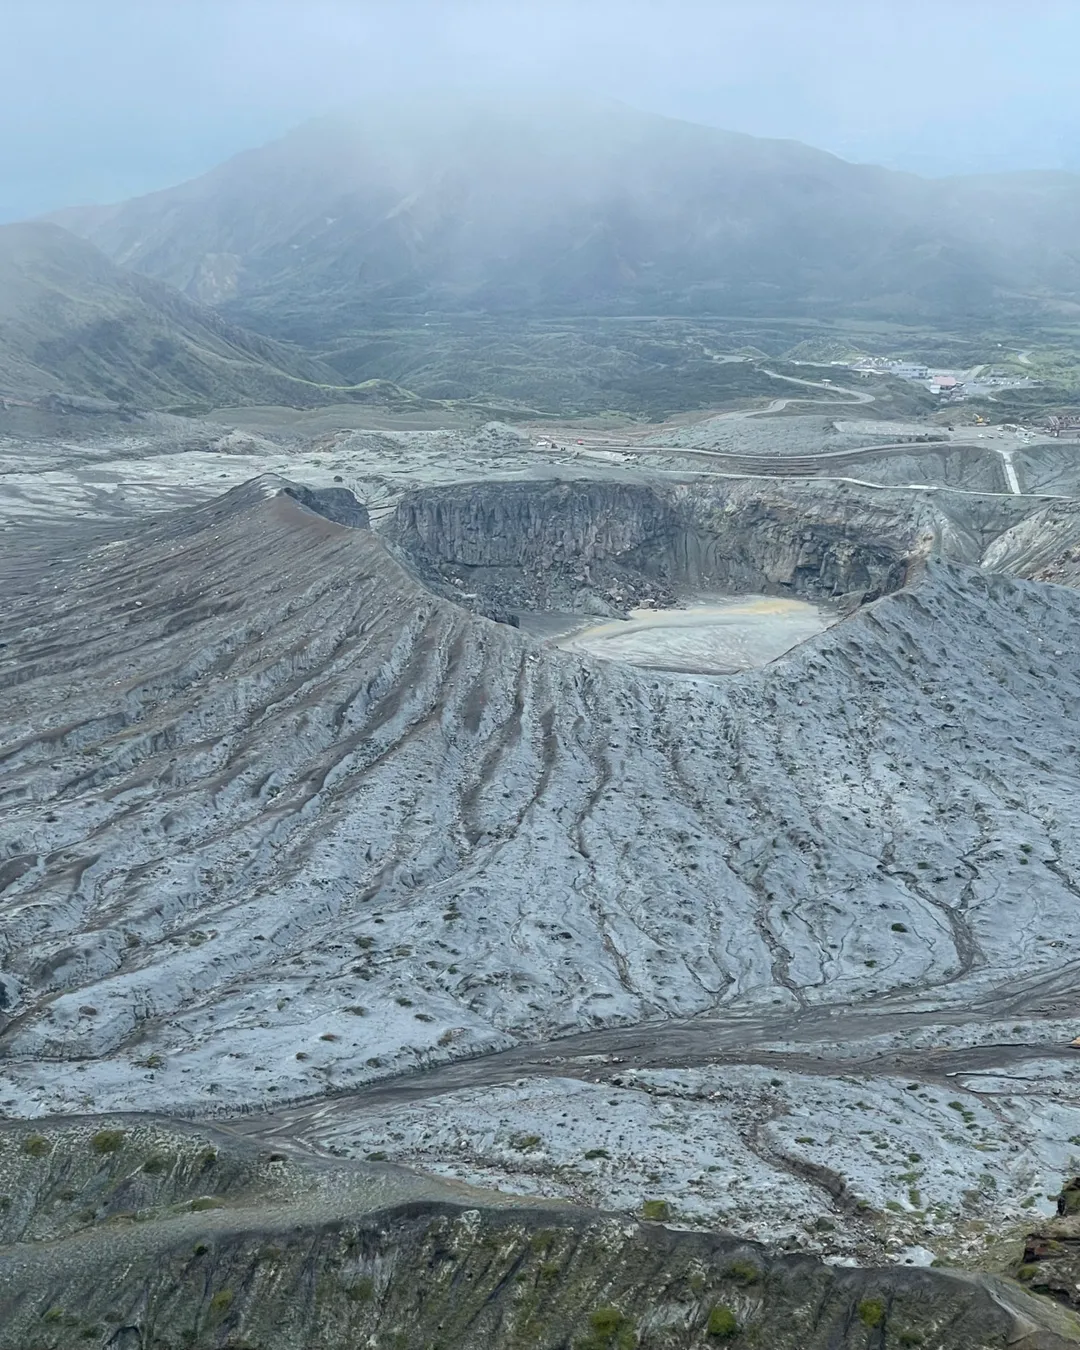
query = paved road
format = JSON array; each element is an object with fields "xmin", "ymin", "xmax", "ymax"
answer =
[
  {"xmin": 655, "ymin": 368, "xmax": 877, "ymax": 426},
  {"xmin": 999, "ymin": 448, "xmax": 1023, "ymax": 494},
  {"xmin": 756, "ymin": 368, "xmax": 877, "ymax": 411}
]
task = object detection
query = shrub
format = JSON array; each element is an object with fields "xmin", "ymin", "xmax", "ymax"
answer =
[
  {"xmin": 585, "ymin": 1305, "xmax": 635, "ymax": 1348},
  {"xmin": 858, "ymin": 1298, "xmax": 885, "ymax": 1328},
  {"xmin": 142, "ymin": 1155, "xmax": 168, "ymax": 1175},
  {"xmin": 706, "ymin": 1304, "xmax": 739, "ymax": 1338},
  {"xmin": 725, "ymin": 1258, "xmax": 760, "ymax": 1285},
  {"xmin": 345, "ymin": 1276, "xmax": 374, "ymax": 1302},
  {"xmin": 641, "ymin": 1199, "xmax": 671, "ymax": 1221},
  {"xmin": 584, "ymin": 1148, "xmax": 610, "ymax": 1160},
  {"xmin": 21, "ymin": 1135, "xmax": 50, "ymax": 1158},
  {"xmin": 209, "ymin": 1289, "xmax": 233, "ymax": 1316},
  {"xmin": 190, "ymin": 1197, "xmax": 222, "ymax": 1211},
  {"xmin": 90, "ymin": 1130, "xmax": 124, "ymax": 1155}
]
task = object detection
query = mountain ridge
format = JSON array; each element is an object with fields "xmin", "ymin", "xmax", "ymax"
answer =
[
  {"xmin": 0, "ymin": 220, "xmax": 353, "ymax": 408},
  {"xmin": 43, "ymin": 97, "xmax": 1080, "ymax": 337}
]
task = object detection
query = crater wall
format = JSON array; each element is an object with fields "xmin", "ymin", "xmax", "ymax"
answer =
[{"xmin": 388, "ymin": 478, "xmax": 951, "ymax": 616}]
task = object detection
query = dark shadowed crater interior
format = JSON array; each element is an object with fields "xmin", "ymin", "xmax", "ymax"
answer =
[{"xmin": 387, "ymin": 478, "xmax": 910, "ymax": 673}]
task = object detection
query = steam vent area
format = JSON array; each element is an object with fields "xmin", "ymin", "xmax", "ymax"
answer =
[{"xmin": 386, "ymin": 479, "xmax": 917, "ymax": 673}]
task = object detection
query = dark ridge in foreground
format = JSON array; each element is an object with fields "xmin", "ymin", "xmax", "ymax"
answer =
[{"xmin": 0, "ymin": 1117, "xmax": 1075, "ymax": 1350}]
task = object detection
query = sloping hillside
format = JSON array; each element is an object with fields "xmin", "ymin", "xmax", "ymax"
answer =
[
  {"xmin": 0, "ymin": 222, "xmax": 345, "ymax": 407},
  {"xmin": 48, "ymin": 97, "xmax": 1080, "ymax": 338}
]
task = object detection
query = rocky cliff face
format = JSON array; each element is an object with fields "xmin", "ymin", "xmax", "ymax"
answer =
[
  {"xmin": 388, "ymin": 476, "xmax": 1034, "ymax": 618},
  {"xmin": 388, "ymin": 478, "xmax": 925, "ymax": 617},
  {"xmin": 1013, "ymin": 1181, "xmax": 1080, "ymax": 1314}
]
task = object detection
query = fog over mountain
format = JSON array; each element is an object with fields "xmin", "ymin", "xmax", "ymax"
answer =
[
  {"xmin": 48, "ymin": 97, "xmax": 1080, "ymax": 338},
  {"xmin": 4, "ymin": 0, "xmax": 1080, "ymax": 224}
]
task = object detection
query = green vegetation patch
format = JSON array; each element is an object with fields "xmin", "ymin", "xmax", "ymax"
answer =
[
  {"xmin": 209, "ymin": 1288, "xmax": 233, "ymax": 1318},
  {"xmin": 90, "ymin": 1129, "xmax": 125, "ymax": 1155},
  {"xmin": 857, "ymin": 1297, "xmax": 886, "ymax": 1328},
  {"xmin": 706, "ymin": 1303, "xmax": 740, "ymax": 1338},
  {"xmin": 725, "ymin": 1258, "xmax": 761, "ymax": 1286},
  {"xmin": 580, "ymin": 1305, "xmax": 636, "ymax": 1350}
]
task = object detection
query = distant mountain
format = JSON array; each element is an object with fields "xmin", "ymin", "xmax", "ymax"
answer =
[
  {"xmin": 47, "ymin": 98, "xmax": 1080, "ymax": 340},
  {"xmin": 0, "ymin": 221, "xmax": 346, "ymax": 407}
]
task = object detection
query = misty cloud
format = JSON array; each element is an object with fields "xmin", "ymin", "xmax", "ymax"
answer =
[{"xmin": 3, "ymin": 0, "xmax": 1079, "ymax": 221}]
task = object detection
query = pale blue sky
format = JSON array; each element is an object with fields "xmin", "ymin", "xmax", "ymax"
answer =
[{"xmin": 3, "ymin": 0, "xmax": 1079, "ymax": 220}]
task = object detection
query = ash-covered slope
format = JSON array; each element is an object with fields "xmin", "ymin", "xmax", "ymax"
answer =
[
  {"xmin": 0, "ymin": 222, "xmax": 342, "ymax": 407},
  {"xmin": 2, "ymin": 475, "xmax": 1080, "ymax": 1118},
  {"xmin": 47, "ymin": 97, "xmax": 1080, "ymax": 335}
]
